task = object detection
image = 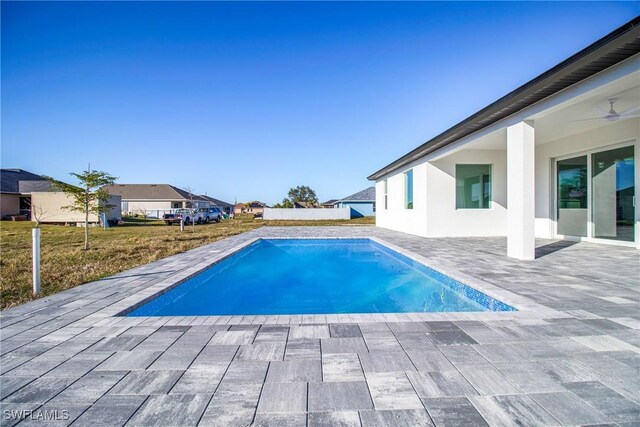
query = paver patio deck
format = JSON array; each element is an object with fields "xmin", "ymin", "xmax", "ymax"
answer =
[{"xmin": 1, "ymin": 226, "xmax": 639, "ymax": 426}]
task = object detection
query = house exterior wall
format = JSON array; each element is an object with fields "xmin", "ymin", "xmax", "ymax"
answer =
[
  {"xmin": 30, "ymin": 193, "xmax": 122, "ymax": 223},
  {"xmin": 376, "ymin": 150, "xmax": 506, "ymax": 237},
  {"xmin": 0, "ymin": 194, "xmax": 20, "ymax": 217},
  {"xmin": 337, "ymin": 201, "xmax": 375, "ymax": 217},
  {"xmin": 375, "ymin": 161, "xmax": 428, "ymax": 236},
  {"xmin": 426, "ymin": 150, "xmax": 507, "ymax": 237},
  {"xmin": 376, "ymin": 120, "xmax": 639, "ymax": 244}
]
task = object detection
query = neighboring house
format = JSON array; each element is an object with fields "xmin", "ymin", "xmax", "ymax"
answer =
[
  {"xmin": 368, "ymin": 18, "xmax": 640, "ymax": 260},
  {"xmin": 30, "ymin": 192, "xmax": 122, "ymax": 224},
  {"xmin": 104, "ymin": 184, "xmax": 208, "ymax": 216},
  {"xmin": 234, "ymin": 203, "xmax": 246, "ymax": 215},
  {"xmin": 1, "ymin": 169, "xmax": 121, "ymax": 224},
  {"xmin": 198, "ymin": 195, "xmax": 234, "ymax": 215},
  {"xmin": 248, "ymin": 201, "xmax": 269, "ymax": 214},
  {"xmin": 321, "ymin": 199, "xmax": 338, "ymax": 208},
  {"xmin": 0, "ymin": 168, "xmax": 54, "ymax": 218},
  {"xmin": 335, "ymin": 187, "xmax": 376, "ymax": 218},
  {"xmin": 236, "ymin": 201, "xmax": 269, "ymax": 215}
]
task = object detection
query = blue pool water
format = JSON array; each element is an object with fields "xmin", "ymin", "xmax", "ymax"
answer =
[{"xmin": 127, "ymin": 239, "xmax": 515, "ymax": 316}]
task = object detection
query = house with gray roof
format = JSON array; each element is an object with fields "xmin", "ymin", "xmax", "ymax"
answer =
[
  {"xmin": 105, "ymin": 184, "xmax": 210, "ymax": 216},
  {"xmin": 369, "ymin": 18, "xmax": 640, "ymax": 258},
  {"xmin": 320, "ymin": 199, "xmax": 339, "ymax": 208},
  {"xmin": 0, "ymin": 168, "xmax": 55, "ymax": 218},
  {"xmin": 335, "ymin": 186, "xmax": 376, "ymax": 218}
]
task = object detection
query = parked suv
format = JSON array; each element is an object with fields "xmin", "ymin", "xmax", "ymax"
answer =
[{"xmin": 197, "ymin": 207, "xmax": 223, "ymax": 223}]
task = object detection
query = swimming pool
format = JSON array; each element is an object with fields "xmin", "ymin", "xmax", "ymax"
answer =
[{"xmin": 127, "ymin": 238, "xmax": 515, "ymax": 316}]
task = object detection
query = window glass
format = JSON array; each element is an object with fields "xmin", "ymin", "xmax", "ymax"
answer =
[
  {"xmin": 456, "ymin": 164, "xmax": 491, "ymax": 209},
  {"xmin": 405, "ymin": 170, "xmax": 413, "ymax": 209},
  {"xmin": 384, "ymin": 179, "xmax": 388, "ymax": 210}
]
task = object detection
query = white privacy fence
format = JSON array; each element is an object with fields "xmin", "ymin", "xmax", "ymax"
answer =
[
  {"xmin": 263, "ymin": 207, "xmax": 351, "ymax": 220},
  {"xmin": 131, "ymin": 209, "xmax": 174, "ymax": 219}
]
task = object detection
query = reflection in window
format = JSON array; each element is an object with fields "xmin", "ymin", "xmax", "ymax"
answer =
[
  {"xmin": 456, "ymin": 164, "xmax": 491, "ymax": 209},
  {"xmin": 384, "ymin": 179, "xmax": 388, "ymax": 210},
  {"xmin": 404, "ymin": 170, "xmax": 413, "ymax": 209},
  {"xmin": 557, "ymin": 156, "xmax": 588, "ymax": 237},
  {"xmin": 558, "ymin": 158, "xmax": 587, "ymax": 209}
]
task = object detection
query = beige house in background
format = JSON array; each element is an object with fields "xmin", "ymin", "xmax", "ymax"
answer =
[
  {"xmin": 0, "ymin": 168, "xmax": 54, "ymax": 218},
  {"xmin": 235, "ymin": 201, "xmax": 268, "ymax": 215},
  {"xmin": 31, "ymin": 192, "xmax": 122, "ymax": 224}
]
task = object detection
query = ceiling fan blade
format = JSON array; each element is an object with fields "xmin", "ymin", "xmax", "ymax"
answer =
[
  {"xmin": 569, "ymin": 117, "xmax": 603, "ymax": 122},
  {"xmin": 619, "ymin": 114, "xmax": 640, "ymax": 119},
  {"xmin": 593, "ymin": 107, "xmax": 609, "ymax": 115},
  {"xmin": 619, "ymin": 106, "xmax": 640, "ymax": 116}
]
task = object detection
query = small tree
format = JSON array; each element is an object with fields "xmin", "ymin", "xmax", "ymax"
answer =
[
  {"xmin": 47, "ymin": 168, "xmax": 117, "ymax": 250},
  {"xmin": 281, "ymin": 198, "xmax": 294, "ymax": 208},
  {"xmin": 287, "ymin": 185, "xmax": 318, "ymax": 206},
  {"xmin": 31, "ymin": 203, "xmax": 49, "ymax": 228},
  {"xmin": 273, "ymin": 198, "xmax": 294, "ymax": 209}
]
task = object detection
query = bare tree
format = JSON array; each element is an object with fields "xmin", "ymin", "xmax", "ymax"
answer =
[
  {"xmin": 31, "ymin": 203, "xmax": 49, "ymax": 228},
  {"xmin": 136, "ymin": 207, "xmax": 148, "ymax": 221},
  {"xmin": 184, "ymin": 186, "xmax": 196, "ymax": 231}
]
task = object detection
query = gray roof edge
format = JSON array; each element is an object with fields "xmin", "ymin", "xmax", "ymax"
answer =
[
  {"xmin": 198, "ymin": 195, "xmax": 233, "ymax": 206},
  {"xmin": 339, "ymin": 186, "xmax": 376, "ymax": 202},
  {"xmin": 368, "ymin": 16, "xmax": 640, "ymax": 181}
]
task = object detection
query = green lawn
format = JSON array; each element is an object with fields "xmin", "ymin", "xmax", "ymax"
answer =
[{"xmin": 0, "ymin": 215, "xmax": 374, "ymax": 309}]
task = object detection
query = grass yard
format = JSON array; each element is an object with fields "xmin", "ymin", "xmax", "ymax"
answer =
[{"xmin": 0, "ymin": 215, "xmax": 374, "ymax": 309}]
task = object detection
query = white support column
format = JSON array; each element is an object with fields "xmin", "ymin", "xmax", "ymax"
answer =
[{"xmin": 507, "ymin": 121, "xmax": 536, "ymax": 260}]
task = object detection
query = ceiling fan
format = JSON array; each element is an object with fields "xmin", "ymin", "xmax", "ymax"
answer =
[{"xmin": 572, "ymin": 98, "xmax": 640, "ymax": 122}]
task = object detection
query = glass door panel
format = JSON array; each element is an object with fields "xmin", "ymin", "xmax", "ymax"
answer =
[
  {"xmin": 592, "ymin": 146, "xmax": 635, "ymax": 241},
  {"xmin": 557, "ymin": 156, "xmax": 588, "ymax": 237}
]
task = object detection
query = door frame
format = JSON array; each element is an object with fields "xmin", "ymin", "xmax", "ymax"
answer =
[{"xmin": 552, "ymin": 139, "xmax": 638, "ymax": 248}]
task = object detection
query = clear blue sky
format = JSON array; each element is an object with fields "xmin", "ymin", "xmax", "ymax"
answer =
[{"xmin": 2, "ymin": 2, "xmax": 637, "ymax": 205}]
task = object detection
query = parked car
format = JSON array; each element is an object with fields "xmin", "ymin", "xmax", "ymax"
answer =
[
  {"xmin": 162, "ymin": 208, "xmax": 202, "ymax": 225},
  {"xmin": 197, "ymin": 207, "xmax": 223, "ymax": 223}
]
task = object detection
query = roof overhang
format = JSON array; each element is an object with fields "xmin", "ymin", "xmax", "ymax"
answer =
[{"xmin": 368, "ymin": 17, "xmax": 640, "ymax": 181}]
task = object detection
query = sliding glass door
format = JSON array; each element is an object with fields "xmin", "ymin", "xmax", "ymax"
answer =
[
  {"xmin": 592, "ymin": 146, "xmax": 635, "ymax": 241},
  {"xmin": 556, "ymin": 144, "xmax": 635, "ymax": 243}
]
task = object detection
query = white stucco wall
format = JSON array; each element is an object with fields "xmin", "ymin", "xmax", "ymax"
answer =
[
  {"xmin": 375, "ymin": 161, "xmax": 428, "ymax": 236},
  {"xmin": 426, "ymin": 150, "xmax": 507, "ymax": 237},
  {"xmin": 376, "ymin": 150, "xmax": 507, "ymax": 238}
]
